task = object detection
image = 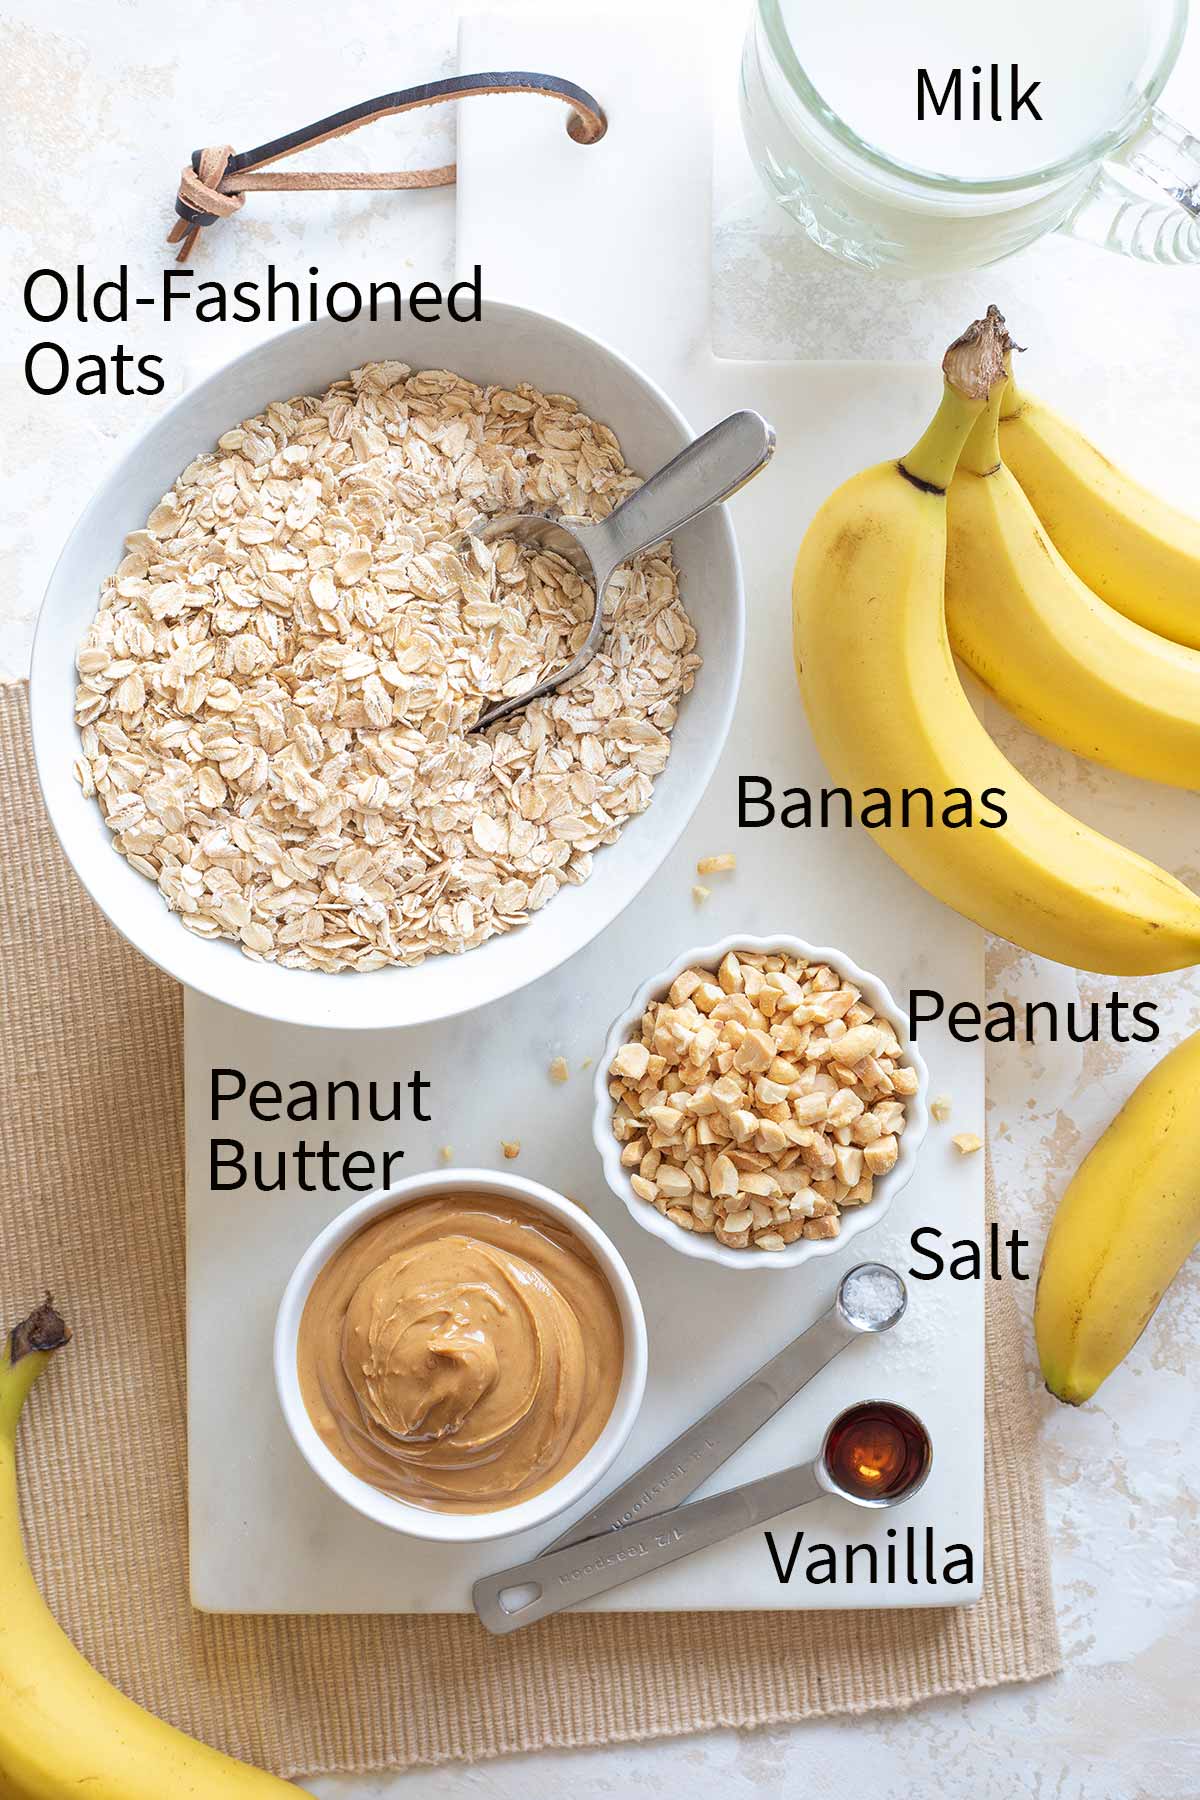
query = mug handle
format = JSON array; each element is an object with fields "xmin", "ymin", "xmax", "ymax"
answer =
[{"xmin": 1059, "ymin": 108, "xmax": 1200, "ymax": 263}]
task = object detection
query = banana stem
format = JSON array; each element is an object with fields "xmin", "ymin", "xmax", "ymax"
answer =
[
  {"xmin": 999, "ymin": 357, "xmax": 1024, "ymax": 420},
  {"xmin": 0, "ymin": 1301, "xmax": 70, "ymax": 1438},
  {"xmin": 901, "ymin": 384, "xmax": 985, "ymax": 492},
  {"xmin": 959, "ymin": 379, "xmax": 1005, "ymax": 477},
  {"xmin": 901, "ymin": 304, "xmax": 1010, "ymax": 493}
]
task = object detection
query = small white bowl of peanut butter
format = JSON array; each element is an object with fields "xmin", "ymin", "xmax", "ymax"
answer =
[{"xmin": 275, "ymin": 1169, "xmax": 648, "ymax": 1542}]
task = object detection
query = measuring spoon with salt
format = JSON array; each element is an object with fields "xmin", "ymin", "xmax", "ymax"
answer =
[
  {"xmin": 473, "ymin": 1394, "xmax": 931, "ymax": 1634},
  {"xmin": 473, "ymin": 1266, "xmax": 908, "ymax": 1631},
  {"xmin": 535, "ymin": 1260, "xmax": 907, "ymax": 1556}
]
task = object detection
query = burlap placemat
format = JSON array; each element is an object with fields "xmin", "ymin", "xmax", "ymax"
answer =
[{"xmin": 0, "ymin": 681, "xmax": 1059, "ymax": 1780}]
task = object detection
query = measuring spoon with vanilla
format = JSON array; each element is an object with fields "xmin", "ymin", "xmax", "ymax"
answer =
[
  {"xmin": 474, "ymin": 1395, "xmax": 932, "ymax": 1632},
  {"xmin": 474, "ymin": 1262, "xmax": 914, "ymax": 1632}
]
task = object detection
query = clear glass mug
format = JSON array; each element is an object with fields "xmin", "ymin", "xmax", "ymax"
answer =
[{"xmin": 740, "ymin": 0, "xmax": 1200, "ymax": 273}]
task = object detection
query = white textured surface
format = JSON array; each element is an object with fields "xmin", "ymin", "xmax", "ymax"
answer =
[
  {"xmin": 185, "ymin": 18, "xmax": 989, "ymax": 1598},
  {"xmin": 183, "ymin": 361, "xmax": 987, "ymax": 1612},
  {"xmin": 186, "ymin": 5, "xmax": 983, "ymax": 1622},
  {"xmin": 2, "ymin": 0, "xmax": 1199, "ymax": 1793}
]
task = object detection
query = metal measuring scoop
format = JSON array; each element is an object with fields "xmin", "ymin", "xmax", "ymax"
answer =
[
  {"xmin": 464, "ymin": 409, "xmax": 775, "ymax": 732},
  {"xmin": 473, "ymin": 1394, "xmax": 932, "ymax": 1634},
  {"xmin": 472, "ymin": 1262, "xmax": 910, "ymax": 1634}
]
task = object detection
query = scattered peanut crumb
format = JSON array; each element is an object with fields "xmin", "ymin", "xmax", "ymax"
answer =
[
  {"xmin": 439, "ymin": 1145, "xmax": 453, "ymax": 1164},
  {"xmin": 952, "ymin": 1132, "xmax": 983, "ymax": 1156},
  {"xmin": 692, "ymin": 884, "xmax": 711, "ymax": 904},
  {"xmin": 580, "ymin": 1056, "xmax": 594, "ymax": 1070},
  {"xmin": 501, "ymin": 1139, "xmax": 521, "ymax": 1160},
  {"xmin": 930, "ymin": 1094, "xmax": 952, "ymax": 1123},
  {"xmin": 548, "ymin": 1056, "xmax": 569, "ymax": 1084},
  {"xmin": 696, "ymin": 854, "xmax": 736, "ymax": 875}
]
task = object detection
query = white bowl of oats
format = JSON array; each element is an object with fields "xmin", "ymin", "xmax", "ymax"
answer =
[
  {"xmin": 594, "ymin": 934, "xmax": 929, "ymax": 1270},
  {"xmin": 31, "ymin": 302, "xmax": 743, "ymax": 1028}
]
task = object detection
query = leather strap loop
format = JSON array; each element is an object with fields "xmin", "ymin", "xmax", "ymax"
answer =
[{"xmin": 167, "ymin": 71, "xmax": 607, "ymax": 261}]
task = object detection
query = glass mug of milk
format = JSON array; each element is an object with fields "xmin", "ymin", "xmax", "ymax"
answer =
[{"xmin": 741, "ymin": 0, "xmax": 1200, "ymax": 273}]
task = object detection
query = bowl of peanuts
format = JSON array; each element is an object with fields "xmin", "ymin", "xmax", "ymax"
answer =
[{"xmin": 594, "ymin": 934, "xmax": 928, "ymax": 1269}]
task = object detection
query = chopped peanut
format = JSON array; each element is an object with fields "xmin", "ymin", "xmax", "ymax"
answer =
[
  {"xmin": 696, "ymin": 853, "xmax": 736, "ymax": 874},
  {"xmin": 952, "ymin": 1132, "xmax": 983, "ymax": 1156},
  {"xmin": 803, "ymin": 1215, "xmax": 840, "ymax": 1240},
  {"xmin": 863, "ymin": 1134, "xmax": 899, "ymax": 1175},
  {"xmin": 612, "ymin": 1041, "xmax": 651, "ymax": 1082}
]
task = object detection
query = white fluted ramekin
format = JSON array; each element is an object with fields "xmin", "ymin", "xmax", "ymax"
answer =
[{"xmin": 592, "ymin": 933, "xmax": 929, "ymax": 1272}]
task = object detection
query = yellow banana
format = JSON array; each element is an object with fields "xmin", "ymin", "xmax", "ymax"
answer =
[
  {"xmin": 999, "ymin": 382, "xmax": 1200, "ymax": 650},
  {"xmin": 0, "ymin": 1301, "xmax": 305, "ymax": 1800},
  {"xmin": 791, "ymin": 307, "xmax": 1200, "ymax": 975},
  {"xmin": 1035, "ymin": 1029, "xmax": 1200, "ymax": 1404},
  {"xmin": 947, "ymin": 381, "xmax": 1200, "ymax": 789}
]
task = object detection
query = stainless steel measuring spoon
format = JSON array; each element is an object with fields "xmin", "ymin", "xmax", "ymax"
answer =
[
  {"xmin": 473, "ymin": 1396, "xmax": 932, "ymax": 1634},
  {"xmin": 541, "ymin": 1261, "xmax": 907, "ymax": 1555},
  {"xmin": 465, "ymin": 409, "xmax": 775, "ymax": 732},
  {"xmin": 471, "ymin": 1263, "xmax": 907, "ymax": 1632}
]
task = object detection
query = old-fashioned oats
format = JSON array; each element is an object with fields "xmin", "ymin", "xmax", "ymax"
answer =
[{"xmin": 74, "ymin": 363, "xmax": 699, "ymax": 972}]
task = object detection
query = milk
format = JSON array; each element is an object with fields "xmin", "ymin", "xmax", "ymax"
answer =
[{"xmin": 777, "ymin": 0, "xmax": 1155, "ymax": 181}]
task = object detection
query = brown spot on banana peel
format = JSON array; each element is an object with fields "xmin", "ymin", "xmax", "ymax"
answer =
[
  {"xmin": 898, "ymin": 464, "xmax": 947, "ymax": 496},
  {"xmin": 1044, "ymin": 1295, "xmax": 1164, "ymax": 1406}
]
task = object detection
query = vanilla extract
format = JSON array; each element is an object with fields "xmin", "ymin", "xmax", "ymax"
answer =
[{"xmin": 764, "ymin": 1525, "xmax": 974, "ymax": 1588}]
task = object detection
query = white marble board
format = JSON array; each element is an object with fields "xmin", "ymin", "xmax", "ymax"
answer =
[{"xmin": 185, "ymin": 13, "xmax": 985, "ymax": 1613}]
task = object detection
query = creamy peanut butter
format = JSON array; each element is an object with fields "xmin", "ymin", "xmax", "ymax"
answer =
[{"xmin": 297, "ymin": 1193, "xmax": 624, "ymax": 1512}]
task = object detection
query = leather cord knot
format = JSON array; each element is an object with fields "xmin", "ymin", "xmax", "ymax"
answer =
[
  {"xmin": 165, "ymin": 72, "xmax": 607, "ymax": 263},
  {"xmin": 168, "ymin": 145, "xmax": 245, "ymax": 263}
]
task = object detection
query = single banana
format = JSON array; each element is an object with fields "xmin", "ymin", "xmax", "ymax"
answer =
[
  {"xmin": 947, "ymin": 379, "xmax": 1200, "ymax": 789},
  {"xmin": 0, "ymin": 1301, "xmax": 305, "ymax": 1800},
  {"xmin": 1035, "ymin": 1029, "xmax": 1200, "ymax": 1404},
  {"xmin": 791, "ymin": 307, "xmax": 1200, "ymax": 975},
  {"xmin": 999, "ymin": 381, "xmax": 1200, "ymax": 650}
]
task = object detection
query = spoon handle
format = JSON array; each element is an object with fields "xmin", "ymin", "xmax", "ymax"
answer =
[
  {"xmin": 474, "ymin": 1460, "xmax": 826, "ymax": 1634},
  {"xmin": 580, "ymin": 410, "xmax": 775, "ymax": 582},
  {"xmin": 541, "ymin": 1301, "xmax": 858, "ymax": 1553}
]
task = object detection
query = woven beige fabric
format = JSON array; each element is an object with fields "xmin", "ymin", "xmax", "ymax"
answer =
[{"xmin": 0, "ymin": 681, "xmax": 1059, "ymax": 1781}]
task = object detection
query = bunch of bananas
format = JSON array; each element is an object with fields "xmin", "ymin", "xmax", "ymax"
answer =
[
  {"xmin": 792, "ymin": 304, "xmax": 1200, "ymax": 976},
  {"xmin": 0, "ymin": 1300, "xmax": 305, "ymax": 1799},
  {"xmin": 792, "ymin": 307, "xmax": 1200, "ymax": 1403}
]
